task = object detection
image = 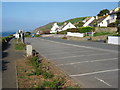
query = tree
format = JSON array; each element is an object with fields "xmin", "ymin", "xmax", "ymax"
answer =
[
  {"xmin": 97, "ymin": 9, "xmax": 110, "ymax": 16},
  {"xmin": 25, "ymin": 32, "xmax": 31, "ymax": 35}
]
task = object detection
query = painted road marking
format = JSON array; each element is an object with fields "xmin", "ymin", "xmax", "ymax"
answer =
[
  {"xmin": 41, "ymin": 39, "xmax": 118, "ymax": 53},
  {"xmin": 95, "ymin": 77, "xmax": 112, "ymax": 87},
  {"xmin": 51, "ymin": 53, "xmax": 108, "ymax": 60},
  {"xmin": 56, "ymin": 58, "xmax": 118, "ymax": 66},
  {"xmin": 70, "ymin": 69, "xmax": 119, "ymax": 77},
  {"xmin": 45, "ymin": 50, "xmax": 94, "ymax": 56}
]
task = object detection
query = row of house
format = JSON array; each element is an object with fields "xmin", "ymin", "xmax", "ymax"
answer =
[
  {"xmin": 83, "ymin": 7, "xmax": 120, "ymax": 27},
  {"xmin": 50, "ymin": 7, "xmax": 120, "ymax": 33}
]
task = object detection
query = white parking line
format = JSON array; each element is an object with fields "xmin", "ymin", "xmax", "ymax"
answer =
[
  {"xmin": 70, "ymin": 69, "xmax": 119, "ymax": 77},
  {"xmin": 51, "ymin": 53, "xmax": 108, "ymax": 60},
  {"xmin": 45, "ymin": 50, "xmax": 94, "ymax": 56},
  {"xmin": 56, "ymin": 58, "xmax": 118, "ymax": 66},
  {"xmin": 41, "ymin": 39, "xmax": 118, "ymax": 53},
  {"xmin": 95, "ymin": 77, "xmax": 112, "ymax": 87}
]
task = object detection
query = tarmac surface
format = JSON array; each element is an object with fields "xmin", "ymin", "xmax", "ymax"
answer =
[
  {"xmin": 26, "ymin": 37, "xmax": 119, "ymax": 88},
  {"xmin": 2, "ymin": 40, "xmax": 24, "ymax": 89}
]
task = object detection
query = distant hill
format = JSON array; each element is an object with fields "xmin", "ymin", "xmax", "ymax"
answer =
[
  {"xmin": 32, "ymin": 17, "xmax": 88, "ymax": 33},
  {"xmin": 33, "ymin": 22, "xmax": 55, "ymax": 33}
]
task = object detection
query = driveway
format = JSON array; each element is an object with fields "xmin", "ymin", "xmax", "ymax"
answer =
[{"xmin": 26, "ymin": 37, "xmax": 118, "ymax": 88}]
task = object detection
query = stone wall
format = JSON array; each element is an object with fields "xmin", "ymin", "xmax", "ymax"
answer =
[
  {"xmin": 67, "ymin": 35, "xmax": 108, "ymax": 41},
  {"xmin": 95, "ymin": 27, "xmax": 117, "ymax": 32}
]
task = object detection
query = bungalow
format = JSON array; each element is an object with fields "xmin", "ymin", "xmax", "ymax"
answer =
[
  {"xmin": 83, "ymin": 17, "xmax": 95, "ymax": 27},
  {"xmin": 90, "ymin": 15, "xmax": 110, "ymax": 27},
  {"xmin": 50, "ymin": 23, "xmax": 59, "ymax": 33},
  {"xmin": 83, "ymin": 7, "xmax": 120, "ymax": 27},
  {"xmin": 50, "ymin": 22, "xmax": 76, "ymax": 33}
]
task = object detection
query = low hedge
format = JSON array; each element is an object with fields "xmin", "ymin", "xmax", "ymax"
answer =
[
  {"xmin": 57, "ymin": 28, "xmax": 79, "ymax": 34},
  {"xmin": 79, "ymin": 27, "xmax": 95, "ymax": 33},
  {"xmin": 58, "ymin": 27, "xmax": 95, "ymax": 34}
]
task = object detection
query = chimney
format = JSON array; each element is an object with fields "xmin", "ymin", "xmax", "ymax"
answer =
[{"xmin": 96, "ymin": 16, "xmax": 98, "ymax": 19}]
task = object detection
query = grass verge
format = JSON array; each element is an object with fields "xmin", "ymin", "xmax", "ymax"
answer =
[{"xmin": 16, "ymin": 55, "xmax": 79, "ymax": 88}]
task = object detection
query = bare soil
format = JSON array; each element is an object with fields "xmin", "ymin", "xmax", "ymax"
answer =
[{"xmin": 16, "ymin": 56, "xmax": 79, "ymax": 88}]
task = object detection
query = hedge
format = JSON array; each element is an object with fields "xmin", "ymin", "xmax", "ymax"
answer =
[{"xmin": 79, "ymin": 27, "xmax": 95, "ymax": 33}]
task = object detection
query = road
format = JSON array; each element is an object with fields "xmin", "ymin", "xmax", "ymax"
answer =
[{"xmin": 26, "ymin": 37, "xmax": 118, "ymax": 88}]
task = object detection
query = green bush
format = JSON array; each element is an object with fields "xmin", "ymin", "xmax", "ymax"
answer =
[
  {"xmin": 25, "ymin": 35, "xmax": 31, "ymax": 37},
  {"xmin": 38, "ymin": 79, "xmax": 64, "ymax": 88},
  {"xmin": 112, "ymin": 34, "xmax": 120, "ymax": 36},
  {"xmin": 2, "ymin": 35, "xmax": 13, "ymax": 43},
  {"xmin": 30, "ymin": 56, "xmax": 40, "ymax": 68},
  {"xmin": 34, "ymin": 35, "xmax": 41, "ymax": 37},
  {"xmin": 108, "ymin": 22, "xmax": 117, "ymax": 27},
  {"xmin": 58, "ymin": 28, "xmax": 79, "ymax": 34},
  {"xmin": 26, "ymin": 72, "xmax": 36, "ymax": 76},
  {"xmin": 79, "ymin": 27, "xmax": 95, "ymax": 33}
]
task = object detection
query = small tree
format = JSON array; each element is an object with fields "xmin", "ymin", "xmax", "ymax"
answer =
[
  {"xmin": 97, "ymin": 9, "xmax": 109, "ymax": 16},
  {"xmin": 25, "ymin": 32, "xmax": 31, "ymax": 35}
]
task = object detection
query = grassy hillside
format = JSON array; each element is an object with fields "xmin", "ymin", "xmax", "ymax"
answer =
[
  {"xmin": 33, "ymin": 17, "xmax": 88, "ymax": 33},
  {"xmin": 33, "ymin": 22, "xmax": 55, "ymax": 33}
]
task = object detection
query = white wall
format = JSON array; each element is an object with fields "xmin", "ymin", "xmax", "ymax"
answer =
[
  {"xmin": 109, "ymin": 14, "xmax": 117, "ymax": 24},
  {"xmin": 83, "ymin": 17, "xmax": 95, "ymax": 27},
  {"xmin": 108, "ymin": 36, "xmax": 120, "ymax": 45},
  {"xmin": 67, "ymin": 32, "xmax": 84, "ymax": 37}
]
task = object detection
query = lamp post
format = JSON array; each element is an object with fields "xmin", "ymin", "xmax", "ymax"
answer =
[{"xmin": 116, "ymin": 12, "xmax": 120, "ymax": 34}]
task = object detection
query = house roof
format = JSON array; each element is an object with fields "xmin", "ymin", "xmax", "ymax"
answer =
[
  {"xmin": 83, "ymin": 17, "xmax": 92, "ymax": 22},
  {"xmin": 110, "ymin": 7, "xmax": 120, "ymax": 14},
  {"xmin": 89, "ymin": 15, "xmax": 109, "ymax": 25}
]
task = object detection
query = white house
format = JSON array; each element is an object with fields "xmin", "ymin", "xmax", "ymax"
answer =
[
  {"xmin": 97, "ymin": 15, "xmax": 110, "ymax": 27},
  {"xmin": 83, "ymin": 7, "xmax": 119, "ymax": 27},
  {"xmin": 83, "ymin": 17, "xmax": 95, "ymax": 27},
  {"xmin": 50, "ymin": 22, "xmax": 76, "ymax": 33},
  {"xmin": 89, "ymin": 15, "xmax": 117, "ymax": 27},
  {"xmin": 109, "ymin": 7, "xmax": 120, "ymax": 23},
  {"xmin": 60, "ymin": 22, "xmax": 76, "ymax": 31},
  {"xmin": 50, "ymin": 23, "xmax": 60, "ymax": 33}
]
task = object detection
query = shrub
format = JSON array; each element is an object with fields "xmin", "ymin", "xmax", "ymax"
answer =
[
  {"xmin": 112, "ymin": 34, "xmax": 120, "ymax": 36},
  {"xmin": 34, "ymin": 35, "xmax": 41, "ymax": 37},
  {"xmin": 58, "ymin": 28, "xmax": 79, "ymax": 34},
  {"xmin": 26, "ymin": 72, "xmax": 36, "ymax": 76},
  {"xmin": 79, "ymin": 27, "xmax": 95, "ymax": 33},
  {"xmin": 30, "ymin": 56, "xmax": 40, "ymax": 68},
  {"xmin": 24, "ymin": 35, "xmax": 31, "ymax": 37},
  {"xmin": 42, "ymin": 72, "xmax": 54, "ymax": 79},
  {"xmin": 108, "ymin": 22, "xmax": 117, "ymax": 27},
  {"xmin": 38, "ymin": 79, "xmax": 64, "ymax": 88}
]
